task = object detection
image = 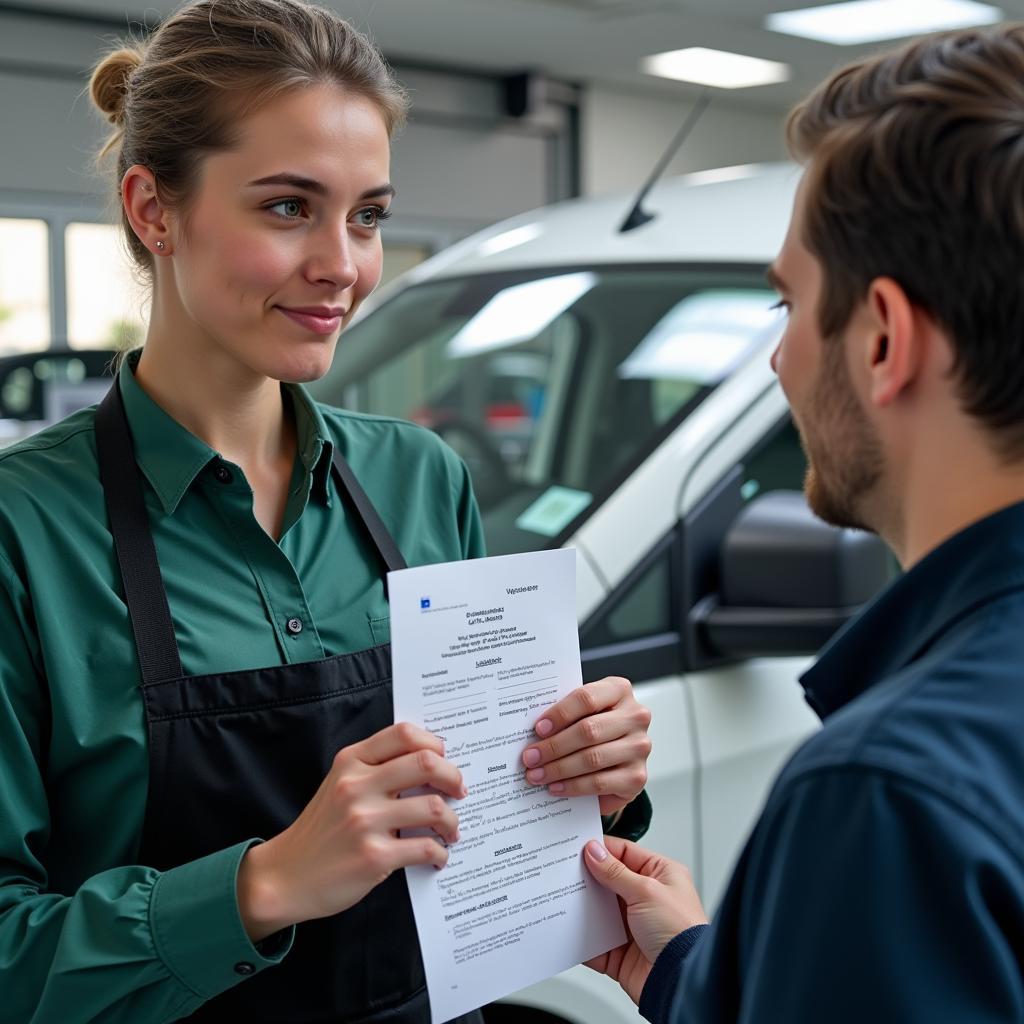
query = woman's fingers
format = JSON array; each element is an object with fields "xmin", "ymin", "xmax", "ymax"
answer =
[
  {"xmin": 524, "ymin": 735, "xmax": 651, "ymax": 786},
  {"xmin": 520, "ymin": 678, "xmax": 651, "ymax": 813},
  {"xmin": 363, "ymin": 833, "xmax": 451, "ymax": 875},
  {"xmin": 532, "ymin": 677, "xmax": 632, "ymax": 738},
  {"xmin": 392, "ymin": 835, "xmax": 452, "ymax": 871},
  {"xmin": 374, "ymin": 747, "xmax": 467, "ymax": 800},
  {"xmin": 384, "ymin": 793, "xmax": 461, "ymax": 845},
  {"xmin": 535, "ymin": 764, "xmax": 647, "ymax": 802},
  {"xmin": 523, "ymin": 709, "xmax": 637, "ymax": 767},
  {"xmin": 348, "ymin": 721, "xmax": 445, "ymax": 766}
]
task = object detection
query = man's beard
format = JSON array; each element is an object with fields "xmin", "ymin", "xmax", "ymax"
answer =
[{"xmin": 799, "ymin": 341, "xmax": 884, "ymax": 532}]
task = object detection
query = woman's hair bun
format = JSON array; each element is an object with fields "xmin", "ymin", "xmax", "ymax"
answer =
[{"xmin": 89, "ymin": 47, "xmax": 144, "ymax": 125}]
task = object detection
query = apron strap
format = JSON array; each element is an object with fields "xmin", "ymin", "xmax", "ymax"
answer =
[
  {"xmin": 95, "ymin": 379, "xmax": 408, "ymax": 684},
  {"xmin": 95, "ymin": 380, "xmax": 185, "ymax": 684},
  {"xmin": 330, "ymin": 450, "xmax": 408, "ymax": 576}
]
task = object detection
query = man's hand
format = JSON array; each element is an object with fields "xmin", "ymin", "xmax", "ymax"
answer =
[
  {"xmin": 521, "ymin": 677, "xmax": 651, "ymax": 815},
  {"xmin": 583, "ymin": 837, "xmax": 708, "ymax": 1005}
]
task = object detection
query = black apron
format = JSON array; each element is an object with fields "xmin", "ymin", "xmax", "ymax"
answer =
[{"xmin": 95, "ymin": 382, "xmax": 482, "ymax": 1024}]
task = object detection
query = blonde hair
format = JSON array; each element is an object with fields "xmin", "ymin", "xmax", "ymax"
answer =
[{"xmin": 90, "ymin": 0, "xmax": 408, "ymax": 276}]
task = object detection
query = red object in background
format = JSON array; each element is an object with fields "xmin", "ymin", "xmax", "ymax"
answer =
[
  {"xmin": 409, "ymin": 403, "xmax": 529, "ymax": 429},
  {"xmin": 484, "ymin": 402, "xmax": 527, "ymax": 426}
]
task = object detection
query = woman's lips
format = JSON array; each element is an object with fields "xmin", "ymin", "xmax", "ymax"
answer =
[{"xmin": 275, "ymin": 306, "xmax": 343, "ymax": 335}]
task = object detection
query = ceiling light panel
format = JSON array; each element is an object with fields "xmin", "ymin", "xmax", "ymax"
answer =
[
  {"xmin": 767, "ymin": 0, "xmax": 1002, "ymax": 45},
  {"xmin": 642, "ymin": 48, "xmax": 791, "ymax": 89}
]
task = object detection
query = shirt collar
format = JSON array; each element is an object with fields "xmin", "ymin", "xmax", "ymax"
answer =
[
  {"xmin": 288, "ymin": 381, "xmax": 335, "ymax": 507},
  {"xmin": 117, "ymin": 351, "xmax": 334, "ymax": 515},
  {"xmin": 801, "ymin": 500, "xmax": 1024, "ymax": 720}
]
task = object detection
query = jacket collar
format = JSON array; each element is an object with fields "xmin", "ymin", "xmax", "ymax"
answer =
[{"xmin": 801, "ymin": 501, "xmax": 1024, "ymax": 719}]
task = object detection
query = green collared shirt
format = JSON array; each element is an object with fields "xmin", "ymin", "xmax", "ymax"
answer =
[{"xmin": 0, "ymin": 356, "xmax": 485, "ymax": 1022}]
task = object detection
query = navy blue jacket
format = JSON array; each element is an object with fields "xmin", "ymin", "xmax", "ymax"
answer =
[{"xmin": 640, "ymin": 502, "xmax": 1024, "ymax": 1023}]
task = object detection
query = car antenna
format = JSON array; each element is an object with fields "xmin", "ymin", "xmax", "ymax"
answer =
[{"xmin": 619, "ymin": 89, "xmax": 711, "ymax": 234}]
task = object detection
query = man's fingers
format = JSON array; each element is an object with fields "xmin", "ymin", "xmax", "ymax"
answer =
[
  {"xmin": 583, "ymin": 839, "xmax": 651, "ymax": 903},
  {"xmin": 600, "ymin": 838, "xmax": 699, "ymax": 896},
  {"xmin": 374, "ymin": 748, "xmax": 466, "ymax": 799},
  {"xmin": 585, "ymin": 840, "xmax": 708, "ymax": 976},
  {"xmin": 348, "ymin": 722, "xmax": 444, "ymax": 766},
  {"xmin": 600, "ymin": 835, "xmax": 636, "ymax": 861},
  {"xmin": 584, "ymin": 943, "xmax": 626, "ymax": 976},
  {"xmin": 534, "ymin": 677, "xmax": 632, "ymax": 737}
]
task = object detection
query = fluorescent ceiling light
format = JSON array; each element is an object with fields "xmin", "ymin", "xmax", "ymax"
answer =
[
  {"xmin": 767, "ymin": 0, "xmax": 1001, "ymax": 45},
  {"xmin": 447, "ymin": 272, "xmax": 596, "ymax": 359},
  {"xmin": 643, "ymin": 47, "xmax": 790, "ymax": 89}
]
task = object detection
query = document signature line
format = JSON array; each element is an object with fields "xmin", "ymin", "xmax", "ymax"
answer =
[
  {"xmin": 424, "ymin": 690, "xmax": 488, "ymax": 707},
  {"xmin": 496, "ymin": 675, "xmax": 558, "ymax": 691},
  {"xmin": 497, "ymin": 687, "xmax": 557, "ymax": 707},
  {"xmin": 426, "ymin": 701, "xmax": 489, "ymax": 716}
]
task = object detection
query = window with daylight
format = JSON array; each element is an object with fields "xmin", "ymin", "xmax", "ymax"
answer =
[
  {"xmin": 0, "ymin": 218, "xmax": 50, "ymax": 355},
  {"xmin": 66, "ymin": 222, "xmax": 149, "ymax": 351}
]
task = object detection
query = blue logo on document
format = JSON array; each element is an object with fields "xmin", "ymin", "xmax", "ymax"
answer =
[{"xmin": 420, "ymin": 597, "xmax": 431, "ymax": 610}]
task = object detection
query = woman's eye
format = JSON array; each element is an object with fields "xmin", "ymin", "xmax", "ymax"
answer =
[
  {"xmin": 354, "ymin": 206, "xmax": 391, "ymax": 229},
  {"xmin": 267, "ymin": 199, "xmax": 305, "ymax": 219},
  {"xmin": 769, "ymin": 298, "xmax": 790, "ymax": 314}
]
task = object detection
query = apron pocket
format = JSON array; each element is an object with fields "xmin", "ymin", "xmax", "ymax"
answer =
[{"xmin": 369, "ymin": 613, "xmax": 391, "ymax": 645}]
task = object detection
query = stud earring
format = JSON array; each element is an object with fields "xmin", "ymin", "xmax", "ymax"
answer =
[{"xmin": 155, "ymin": 240, "xmax": 166, "ymax": 251}]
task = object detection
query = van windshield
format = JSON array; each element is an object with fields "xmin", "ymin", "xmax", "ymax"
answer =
[{"xmin": 309, "ymin": 265, "xmax": 779, "ymax": 555}]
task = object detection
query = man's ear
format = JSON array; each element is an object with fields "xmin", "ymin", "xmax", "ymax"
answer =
[
  {"xmin": 864, "ymin": 276, "xmax": 918, "ymax": 408},
  {"xmin": 121, "ymin": 164, "xmax": 172, "ymax": 256}
]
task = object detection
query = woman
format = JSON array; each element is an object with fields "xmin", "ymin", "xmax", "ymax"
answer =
[{"xmin": 0, "ymin": 1, "xmax": 652, "ymax": 1021}]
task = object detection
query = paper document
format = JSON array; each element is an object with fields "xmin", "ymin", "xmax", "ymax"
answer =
[{"xmin": 389, "ymin": 549, "xmax": 626, "ymax": 1023}]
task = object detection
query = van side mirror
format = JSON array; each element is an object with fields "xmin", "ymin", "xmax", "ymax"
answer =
[{"xmin": 690, "ymin": 490, "xmax": 892, "ymax": 658}]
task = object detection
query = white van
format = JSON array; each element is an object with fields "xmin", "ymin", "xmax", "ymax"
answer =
[{"xmin": 308, "ymin": 163, "xmax": 891, "ymax": 1024}]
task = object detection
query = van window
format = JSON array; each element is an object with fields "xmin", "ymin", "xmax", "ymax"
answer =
[
  {"xmin": 741, "ymin": 418, "xmax": 807, "ymax": 501},
  {"xmin": 580, "ymin": 547, "xmax": 674, "ymax": 648},
  {"xmin": 311, "ymin": 265, "xmax": 779, "ymax": 555}
]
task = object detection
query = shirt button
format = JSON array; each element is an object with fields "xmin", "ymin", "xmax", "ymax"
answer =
[
  {"xmin": 234, "ymin": 961, "xmax": 255, "ymax": 976},
  {"xmin": 214, "ymin": 465, "xmax": 233, "ymax": 485},
  {"xmin": 286, "ymin": 617, "xmax": 303, "ymax": 635}
]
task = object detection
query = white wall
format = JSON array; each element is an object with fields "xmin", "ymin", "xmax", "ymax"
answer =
[
  {"xmin": 0, "ymin": 12, "xmax": 565, "ymax": 239},
  {"xmin": 581, "ymin": 84, "xmax": 788, "ymax": 199},
  {"xmin": 0, "ymin": 9, "xmax": 790, "ymax": 231},
  {"xmin": 0, "ymin": 8, "xmax": 579, "ymax": 350},
  {"xmin": 0, "ymin": 12, "xmax": 111, "ymax": 200}
]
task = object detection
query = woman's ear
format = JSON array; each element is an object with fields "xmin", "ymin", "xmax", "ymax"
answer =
[
  {"xmin": 122, "ymin": 164, "xmax": 172, "ymax": 256},
  {"xmin": 864, "ymin": 276, "xmax": 918, "ymax": 408}
]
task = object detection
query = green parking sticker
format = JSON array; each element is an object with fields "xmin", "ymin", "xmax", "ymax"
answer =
[{"xmin": 516, "ymin": 486, "xmax": 593, "ymax": 537}]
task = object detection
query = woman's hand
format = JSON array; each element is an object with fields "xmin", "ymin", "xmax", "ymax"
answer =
[
  {"xmin": 521, "ymin": 676, "xmax": 651, "ymax": 816},
  {"xmin": 583, "ymin": 837, "xmax": 708, "ymax": 1005},
  {"xmin": 237, "ymin": 722, "xmax": 465, "ymax": 942}
]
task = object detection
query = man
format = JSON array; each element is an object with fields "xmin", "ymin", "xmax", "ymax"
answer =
[{"xmin": 582, "ymin": 23, "xmax": 1024, "ymax": 1022}]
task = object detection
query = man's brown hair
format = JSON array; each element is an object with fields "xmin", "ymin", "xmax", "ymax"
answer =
[{"xmin": 787, "ymin": 24, "xmax": 1024, "ymax": 461}]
